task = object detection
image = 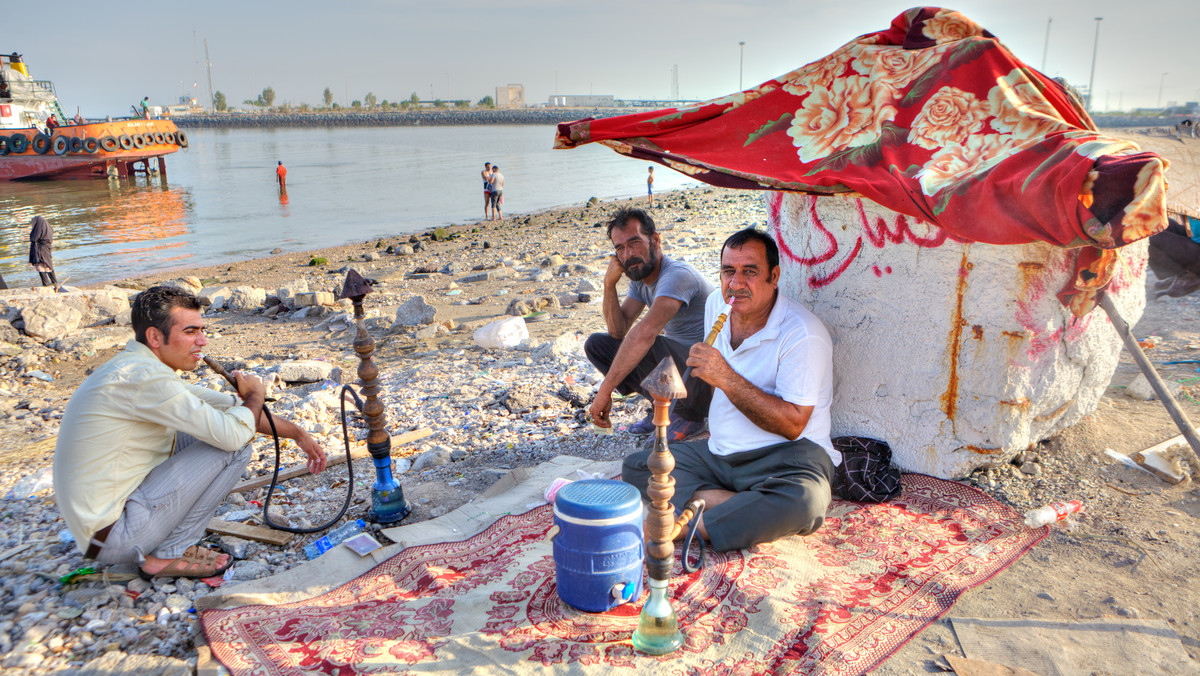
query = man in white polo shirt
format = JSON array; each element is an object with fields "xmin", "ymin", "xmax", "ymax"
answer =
[{"xmin": 622, "ymin": 227, "xmax": 837, "ymax": 551}]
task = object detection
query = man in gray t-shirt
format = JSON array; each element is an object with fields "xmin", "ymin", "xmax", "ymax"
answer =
[{"xmin": 586, "ymin": 207, "xmax": 714, "ymax": 440}]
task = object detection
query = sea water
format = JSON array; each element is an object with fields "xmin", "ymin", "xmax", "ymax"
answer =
[{"xmin": 0, "ymin": 125, "xmax": 699, "ymax": 286}]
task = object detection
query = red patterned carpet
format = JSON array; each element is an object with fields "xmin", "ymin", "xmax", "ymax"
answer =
[{"xmin": 202, "ymin": 475, "xmax": 1045, "ymax": 675}]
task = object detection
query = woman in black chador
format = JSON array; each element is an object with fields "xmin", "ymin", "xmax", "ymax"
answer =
[{"xmin": 29, "ymin": 215, "xmax": 57, "ymax": 287}]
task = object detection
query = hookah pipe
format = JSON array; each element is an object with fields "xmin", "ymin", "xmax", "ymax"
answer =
[
  {"xmin": 679, "ymin": 300, "xmax": 732, "ymax": 383},
  {"xmin": 200, "ymin": 354, "xmax": 354, "ymax": 534},
  {"xmin": 632, "ymin": 357, "xmax": 706, "ymax": 655},
  {"xmin": 200, "ymin": 269, "xmax": 410, "ymax": 533}
]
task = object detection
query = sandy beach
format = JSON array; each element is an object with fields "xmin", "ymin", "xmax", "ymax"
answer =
[{"xmin": 1, "ymin": 128, "xmax": 1199, "ymax": 673}]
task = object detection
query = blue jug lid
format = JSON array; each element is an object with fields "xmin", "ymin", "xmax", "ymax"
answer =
[{"xmin": 555, "ymin": 479, "xmax": 642, "ymax": 520}]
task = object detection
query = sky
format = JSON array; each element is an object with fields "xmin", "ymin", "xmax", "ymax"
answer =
[{"xmin": 8, "ymin": 0, "xmax": 1199, "ymax": 117}]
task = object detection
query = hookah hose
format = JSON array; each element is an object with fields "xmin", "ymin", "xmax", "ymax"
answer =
[
  {"xmin": 203, "ymin": 355, "xmax": 357, "ymax": 535},
  {"xmin": 681, "ymin": 502, "xmax": 706, "ymax": 574}
]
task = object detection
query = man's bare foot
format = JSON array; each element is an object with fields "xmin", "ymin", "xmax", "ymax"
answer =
[{"xmin": 140, "ymin": 546, "xmax": 231, "ymax": 579}]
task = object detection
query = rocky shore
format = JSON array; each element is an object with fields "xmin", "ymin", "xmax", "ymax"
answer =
[{"xmin": 1, "ymin": 144, "xmax": 1199, "ymax": 673}]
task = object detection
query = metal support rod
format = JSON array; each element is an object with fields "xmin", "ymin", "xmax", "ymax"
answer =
[{"xmin": 1098, "ymin": 292, "xmax": 1200, "ymax": 462}]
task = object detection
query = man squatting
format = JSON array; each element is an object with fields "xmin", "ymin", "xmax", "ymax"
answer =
[
  {"xmin": 54, "ymin": 287, "xmax": 328, "ymax": 578},
  {"xmin": 586, "ymin": 207, "xmax": 713, "ymax": 442},
  {"xmin": 622, "ymin": 228, "xmax": 838, "ymax": 551}
]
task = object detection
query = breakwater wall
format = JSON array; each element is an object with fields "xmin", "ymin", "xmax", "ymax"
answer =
[
  {"xmin": 172, "ymin": 108, "xmax": 638, "ymax": 129},
  {"xmin": 1092, "ymin": 114, "xmax": 1193, "ymax": 128}
]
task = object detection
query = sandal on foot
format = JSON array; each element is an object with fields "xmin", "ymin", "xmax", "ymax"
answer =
[{"xmin": 139, "ymin": 545, "xmax": 232, "ymax": 580}]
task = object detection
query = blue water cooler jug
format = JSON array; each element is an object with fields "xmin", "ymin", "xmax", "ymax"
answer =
[{"xmin": 552, "ymin": 479, "xmax": 644, "ymax": 613}]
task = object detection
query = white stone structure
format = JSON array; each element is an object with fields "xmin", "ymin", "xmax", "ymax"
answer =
[{"xmin": 770, "ymin": 193, "xmax": 1147, "ymax": 478}]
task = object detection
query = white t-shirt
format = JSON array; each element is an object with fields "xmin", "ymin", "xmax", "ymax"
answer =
[{"xmin": 704, "ymin": 290, "xmax": 838, "ymax": 465}]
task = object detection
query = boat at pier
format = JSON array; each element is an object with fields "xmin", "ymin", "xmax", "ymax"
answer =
[{"xmin": 0, "ymin": 52, "xmax": 185, "ymax": 180}]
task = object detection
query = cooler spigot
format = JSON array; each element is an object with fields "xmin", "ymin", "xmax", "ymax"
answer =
[
  {"xmin": 632, "ymin": 357, "xmax": 689, "ymax": 655},
  {"xmin": 340, "ymin": 270, "xmax": 410, "ymax": 524}
]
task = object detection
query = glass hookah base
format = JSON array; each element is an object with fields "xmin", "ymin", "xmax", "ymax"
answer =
[
  {"xmin": 368, "ymin": 490, "xmax": 410, "ymax": 524},
  {"xmin": 632, "ymin": 610, "xmax": 684, "ymax": 655}
]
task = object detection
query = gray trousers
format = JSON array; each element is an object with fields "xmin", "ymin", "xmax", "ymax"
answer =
[
  {"xmin": 95, "ymin": 433, "xmax": 252, "ymax": 565},
  {"xmin": 622, "ymin": 438, "xmax": 833, "ymax": 552}
]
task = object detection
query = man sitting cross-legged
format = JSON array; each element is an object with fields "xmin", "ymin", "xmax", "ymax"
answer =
[
  {"xmin": 53, "ymin": 286, "xmax": 327, "ymax": 578},
  {"xmin": 622, "ymin": 227, "xmax": 838, "ymax": 551}
]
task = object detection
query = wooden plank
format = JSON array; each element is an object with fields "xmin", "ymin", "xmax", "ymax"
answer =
[
  {"xmin": 206, "ymin": 519, "xmax": 294, "ymax": 546},
  {"xmin": 227, "ymin": 428, "xmax": 433, "ymax": 494},
  {"xmin": 0, "ymin": 543, "xmax": 33, "ymax": 563}
]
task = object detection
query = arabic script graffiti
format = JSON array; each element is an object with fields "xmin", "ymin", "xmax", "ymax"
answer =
[{"xmin": 768, "ymin": 193, "xmax": 956, "ymax": 288}]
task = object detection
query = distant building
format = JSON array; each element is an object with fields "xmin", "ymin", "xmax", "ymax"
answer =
[
  {"xmin": 167, "ymin": 96, "xmax": 204, "ymax": 117},
  {"xmin": 548, "ymin": 94, "xmax": 615, "ymax": 107},
  {"xmin": 496, "ymin": 84, "xmax": 525, "ymax": 109}
]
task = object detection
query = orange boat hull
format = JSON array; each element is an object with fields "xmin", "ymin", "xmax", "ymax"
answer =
[{"xmin": 0, "ymin": 119, "xmax": 183, "ymax": 180}]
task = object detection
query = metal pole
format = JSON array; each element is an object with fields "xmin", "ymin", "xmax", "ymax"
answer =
[
  {"xmin": 1086, "ymin": 17, "xmax": 1102, "ymax": 112},
  {"xmin": 1041, "ymin": 17, "xmax": 1051, "ymax": 71},
  {"xmin": 1098, "ymin": 292, "xmax": 1200, "ymax": 463},
  {"xmin": 738, "ymin": 41, "xmax": 746, "ymax": 90}
]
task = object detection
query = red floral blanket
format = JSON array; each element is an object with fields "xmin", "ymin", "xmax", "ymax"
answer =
[
  {"xmin": 555, "ymin": 7, "xmax": 1168, "ymax": 315},
  {"xmin": 202, "ymin": 475, "xmax": 1044, "ymax": 675}
]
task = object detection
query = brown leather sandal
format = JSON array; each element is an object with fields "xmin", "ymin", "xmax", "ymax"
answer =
[{"xmin": 139, "ymin": 545, "xmax": 232, "ymax": 580}]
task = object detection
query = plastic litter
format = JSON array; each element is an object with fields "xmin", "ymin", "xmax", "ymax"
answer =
[
  {"xmin": 1024, "ymin": 500, "xmax": 1084, "ymax": 528},
  {"xmin": 303, "ymin": 519, "xmax": 366, "ymax": 560},
  {"xmin": 473, "ymin": 316, "xmax": 529, "ymax": 350},
  {"xmin": 545, "ymin": 477, "xmax": 573, "ymax": 504},
  {"xmin": 8, "ymin": 467, "xmax": 53, "ymax": 499}
]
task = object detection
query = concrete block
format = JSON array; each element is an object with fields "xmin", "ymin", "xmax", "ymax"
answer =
[
  {"xmin": 294, "ymin": 291, "xmax": 334, "ymax": 307},
  {"xmin": 771, "ymin": 193, "xmax": 1146, "ymax": 478},
  {"xmin": 275, "ymin": 360, "xmax": 335, "ymax": 383}
]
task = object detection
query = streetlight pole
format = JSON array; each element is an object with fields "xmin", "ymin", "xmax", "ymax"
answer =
[
  {"xmin": 1159, "ymin": 72, "xmax": 1168, "ymax": 109},
  {"xmin": 1041, "ymin": 17, "xmax": 1051, "ymax": 71},
  {"xmin": 738, "ymin": 41, "xmax": 746, "ymax": 90},
  {"xmin": 1086, "ymin": 17, "xmax": 1102, "ymax": 113}
]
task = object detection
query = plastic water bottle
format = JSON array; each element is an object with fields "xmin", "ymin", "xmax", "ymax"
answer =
[
  {"xmin": 304, "ymin": 519, "xmax": 366, "ymax": 560},
  {"xmin": 1024, "ymin": 500, "xmax": 1084, "ymax": 528}
]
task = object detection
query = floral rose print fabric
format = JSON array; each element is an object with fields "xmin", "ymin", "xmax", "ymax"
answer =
[{"xmin": 555, "ymin": 7, "xmax": 1169, "ymax": 316}]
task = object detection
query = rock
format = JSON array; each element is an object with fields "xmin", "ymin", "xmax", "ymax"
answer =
[
  {"xmin": 364, "ymin": 252, "xmax": 381, "ymax": 261},
  {"xmin": 576, "ymin": 278, "xmax": 601, "ymax": 293},
  {"xmin": 275, "ymin": 280, "xmax": 311, "ymax": 308},
  {"xmin": 506, "ymin": 294, "xmax": 560, "ymax": 316},
  {"xmin": 1126, "ymin": 373, "xmax": 1180, "ymax": 401},
  {"xmin": 557, "ymin": 293, "xmax": 579, "ymax": 308},
  {"xmin": 73, "ymin": 651, "xmax": 191, "ymax": 676},
  {"xmin": 20, "ymin": 298, "xmax": 83, "ymax": 339},
  {"xmin": 393, "ymin": 295, "xmax": 437, "ymax": 327},
  {"xmin": 163, "ymin": 594, "xmax": 191, "ymax": 614},
  {"xmin": 411, "ymin": 448, "xmax": 452, "ymax": 472},
  {"xmin": 413, "ymin": 324, "xmax": 449, "ymax": 340},
  {"xmin": 198, "ymin": 286, "xmax": 232, "ymax": 310},
  {"xmin": 161, "ymin": 277, "xmax": 202, "ymax": 295},
  {"xmin": 227, "ymin": 286, "xmax": 267, "ymax": 311},
  {"xmin": 776, "ymin": 193, "xmax": 1148, "ymax": 479},
  {"xmin": 395, "ymin": 244, "xmax": 414, "ymax": 255},
  {"xmin": 541, "ymin": 254, "xmax": 566, "ymax": 268},
  {"xmin": 533, "ymin": 270, "xmax": 553, "ymax": 283},
  {"xmin": 276, "ymin": 360, "xmax": 335, "ymax": 383},
  {"xmin": 226, "ymin": 560, "xmax": 271, "ymax": 581},
  {"xmin": 49, "ymin": 327, "xmax": 128, "ymax": 354},
  {"xmin": 533, "ymin": 332, "xmax": 582, "ymax": 361}
]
